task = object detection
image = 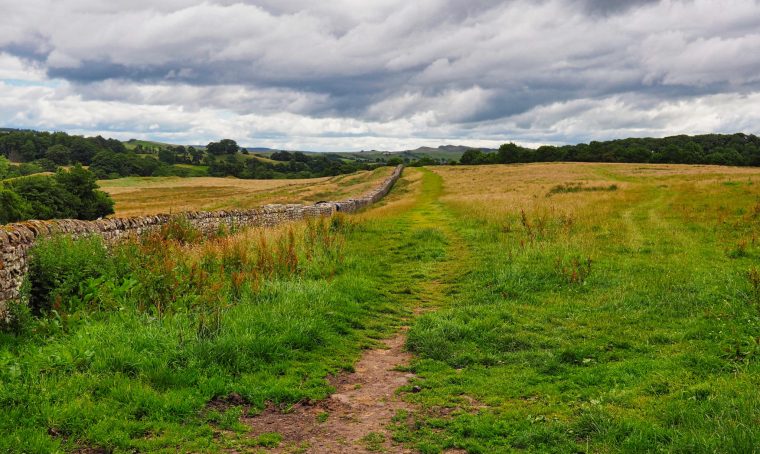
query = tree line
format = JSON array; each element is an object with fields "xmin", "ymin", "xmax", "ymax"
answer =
[
  {"xmin": 460, "ymin": 134, "xmax": 760, "ymax": 166},
  {"xmin": 207, "ymin": 150, "xmax": 375, "ymax": 179},
  {"xmin": 0, "ymin": 130, "xmax": 380, "ymax": 180},
  {"xmin": 0, "ymin": 130, "xmax": 180, "ymax": 178}
]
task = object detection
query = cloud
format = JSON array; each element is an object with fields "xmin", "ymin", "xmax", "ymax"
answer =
[{"xmin": 1, "ymin": 0, "xmax": 760, "ymax": 150}]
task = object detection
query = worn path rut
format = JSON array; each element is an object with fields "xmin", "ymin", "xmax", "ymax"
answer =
[{"xmin": 242, "ymin": 168, "xmax": 468, "ymax": 453}]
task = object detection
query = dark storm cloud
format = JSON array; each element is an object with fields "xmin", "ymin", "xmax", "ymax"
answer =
[
  {"xmin": 47, "ymin": 61, "xmax": 165, "ymax": 83},
  {"xmin": 580, "ymin": 0, "xmax": 663, "ymax": 14},
  {"xmin": 2, "ymin": 0, "xmax": 760, "ymax": 149}
]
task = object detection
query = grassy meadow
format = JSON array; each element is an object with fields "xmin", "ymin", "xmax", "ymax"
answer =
[
  {"xmin": 398, "ymin": 164, "xmax": 760, "ymax": 453},
  {"xmin": 98, "ymin": 167, "xmax": 394, "ymax": 216},
  {"xmin": 2, "ymin": 163, "xmax": 760, "ymax": 452}
]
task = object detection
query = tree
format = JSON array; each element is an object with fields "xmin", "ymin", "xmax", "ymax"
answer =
[
  {"xmin": 158, "ymin": 147, "xmax": 176, "ymax": 164},
  {"xmin": 53, "ymin": 165, "xmax": 114, "ymax": 219},
  {"xmin": 460, "ymin": 149, "xmax": 485, "ymax": 165},
  {"xmin": 6, "ymin": 175, "xmax": 76, "ymax": 220},
  {"xmin": 206, "ymin": 139, "xmax": 239, "ymax": 155},
  {"xmin": 174, "ymin": 145, "xmax": 189, "ymax": 162},
  {"xmin": 34, "ymin": 159, "xmax": 59, "ymax": 172},
  {"xmin": 45, "ymin": 144, "xmax": 72, "ymax": 165},
  {"xmin": 20, "ymin": 140, "xmax": 38, "ymax": 161},
  {"xmin": 70, "ymin": 139, "xmax": 99, "ymax": 165},
  {"xmin": 0, "ymin": 155, "xmax": 9, "ymax": 179},
  {"xmin": 189, "ymin": 146, "xmax": 203, "ymax": 164},
  {"xmin": 271, "ymin": 150, "xmax": 293, "ymax": 161},
  {"xmin": 17, "ymin": 162, "xmax": 44, "ymax": 176},
  {"xmin": 105, "ymin": 138, "xmax": 127, "ymax": 153},
  {"xmin": 497, "ymin": 143, "xmax": 520, "ymax": 164}
]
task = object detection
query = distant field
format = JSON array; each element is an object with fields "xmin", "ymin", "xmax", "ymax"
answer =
[
  {"xmin": 98, "ymin": 167, "xmax": 394, "ymax": 216},
  {"xmin": 123, "ymin": 139, "xmax": 175, "ymax": 150}
]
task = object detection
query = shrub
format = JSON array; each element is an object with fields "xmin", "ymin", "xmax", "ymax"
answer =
[
  {"xmin": 0, "ymin": 188, "xmax": 30, "ymax": 223},
  {"xmin": 157, "ymin": 216, "xmax": 201, "ymax": 245},
  {"xmin": 54, "ymin": 164, "xmax": 114, "ymax": 219},
  {"xmin": 0, "ymin": 298, "xmax": 33, "ymax": 335},
  {"xmin": 25, "ymin": 235, "xmax": 114, "ymax": 315},
  {"xmin": 6, "ymin": 175, "xmax": 77, "ymax": 219}
]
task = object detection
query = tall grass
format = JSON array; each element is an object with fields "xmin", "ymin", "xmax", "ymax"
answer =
[
  {"xmin": 398, "ymin": 164, "xmax": 760, "ymax": 453},
  {"xmin": 25, "ymin": 235, "xmax": 114, "ymax": 316},
  {"xmin": 0, "ymin": 213, "xmax": 374, "ymax": 452}
]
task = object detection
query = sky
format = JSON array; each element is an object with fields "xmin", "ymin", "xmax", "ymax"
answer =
[{"xmin": 1, "ymin": 0, "xmax": 760, "ymax": 151}]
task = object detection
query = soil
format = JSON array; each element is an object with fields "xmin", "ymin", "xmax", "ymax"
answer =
[{"xmin": 242, "ymin": 331, "xmax": 416, "ymax": 453}]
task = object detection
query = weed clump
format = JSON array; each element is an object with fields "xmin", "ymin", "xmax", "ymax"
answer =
[
  {"xmin": 546, "ymin": 183, "xmax": 618, "ymax": 197},
  {"xmin": 729, "ymin": 238, "xmax": 750, "ymax": 258},
  {"xmin": 748, "ymin": 267, "xmax": 760, "ymax": 311},
  {"xmin": 9, "ymin": 213, "xmax": 351, "ymax": 337},
  {"xmin": 158, "ymin": 215, "xmax": 201, "ymax": 244},
  {"xmin": 555, "ymin": 255, "xmax": 593, "ymax": 284},
  {"xmin": 25, "ymin": 235, "xmax": 115, "ymax": 316}
]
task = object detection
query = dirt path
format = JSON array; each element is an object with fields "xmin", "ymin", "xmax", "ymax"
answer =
[
  {"xmin": 243, "ymin": 331, "xmax": 415, "ymax": 453},
  {"xmin": 242, "ymin": 169, "xmax": 466, "ymax": 453}
]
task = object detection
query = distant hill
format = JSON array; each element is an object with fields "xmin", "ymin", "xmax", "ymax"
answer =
[
  {"xmin": 333, "ymin": 145, "xmax": 497, "ymax": 163},
  {"xmin": 245, "ymin": 147, "xmax": 276, "ymax": 152},
  {"xmin": 121, "ymin": 137, "xmax": 494, "ymax": 162}
]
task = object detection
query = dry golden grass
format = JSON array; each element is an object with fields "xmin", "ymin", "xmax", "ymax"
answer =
[
  {"xmin": 431, "ymin": 162, "xmax": 760, "ymax": 261},
  {"xmin": 433, "ymin": 162, "xmax": 760, "ymax": 222},
  {"xmin": 99, "ymin": 167, "xmax": 394, "ymax": 216},
  {"xmin": 356, "ymin": 167, "xmax": 426, "ymax": 221}
]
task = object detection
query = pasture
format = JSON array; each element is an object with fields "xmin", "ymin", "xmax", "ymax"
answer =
[
  {"xmin": 98, "ymin": 167, "xmax": 394, "ymax": 216},
  {"xmin": 2, "ymin": 163, "xmax": 760, "ymax": 453}
]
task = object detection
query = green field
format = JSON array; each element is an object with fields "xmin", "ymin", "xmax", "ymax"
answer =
[
  {"xmin": 2, "ymin": 163, "xmax": 760, "ymax": 452},
  {"xmin": 123, "ymin": 139, "xmax": 177, "ymax": 151}
]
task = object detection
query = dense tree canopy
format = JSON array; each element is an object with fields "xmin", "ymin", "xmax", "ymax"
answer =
[
  {"xmin": 207, "ymin": 152, "xmax": 374, "ymax": 179},
  {"xmin": 206, "ymin": 139, "xmax": 239, "ymax": 156},
  {"xmin": 0, "ymin": 164, "xmax": 114, "ymax": 223},
  {"xmin": 460, "ymin": 134, "xmax": 760, "ymax": 167},
  {"xmin": 0, "ymin": 130, "xmax": 388, "ymax": 180}
]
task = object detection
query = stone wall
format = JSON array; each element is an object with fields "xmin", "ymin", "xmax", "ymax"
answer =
[{"xmin": 0, "ymin": 166, "xmax": 403, "ymax": 318}]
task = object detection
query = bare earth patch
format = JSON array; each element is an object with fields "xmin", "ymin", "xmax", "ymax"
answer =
[{"xmin": 243, "ymin": 331, "xmax": 415, "ymax": 453}]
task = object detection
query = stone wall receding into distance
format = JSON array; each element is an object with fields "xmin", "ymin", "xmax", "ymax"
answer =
[{"xmin": 0, "ymin": 166, "xmax": 403, "ymax": 318}]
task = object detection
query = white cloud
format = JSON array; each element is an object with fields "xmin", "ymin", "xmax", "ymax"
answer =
[
  {"xmin": 1, "ymin": 0, "xmax": 760, "ymax": 149},
  {"xmin": 0, "ymin": 53, "xmax": 45, "ymax": 81}
]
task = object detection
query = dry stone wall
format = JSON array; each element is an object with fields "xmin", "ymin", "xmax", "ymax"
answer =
[{"xmin": 0, "ymin": 166, "xmax": 403, "ymax": 318}]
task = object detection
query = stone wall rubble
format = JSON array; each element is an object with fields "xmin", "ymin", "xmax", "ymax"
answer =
[{"xmin": 0, "ymin": 166, "xmax": 403, "ymax": 317}]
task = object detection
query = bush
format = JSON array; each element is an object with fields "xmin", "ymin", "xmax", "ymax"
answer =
[
  {"xmin": 1, "ymin": 165, "xmax": 114, "ymax": 223},
  {"xmin": 158, "ymin": 216, "xmax": 201, "ymax": 245},
  {"xmin": 25, "ymin": 235, "xmax": 114, "ymax": 315},
  {"xmin": 5, "ymin": 174, "xmax": 76, "ymax": 219},
  {"xmin": 55, "ymin": 164, "xmax": 114, "ymax": 219},
  {"xmin": 0, "ymin": 189, "xmax": 30, "ymax": 223},
  {"xmin": 0, "ymin": 298, "xmax": 33, "ymax": 335}
]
